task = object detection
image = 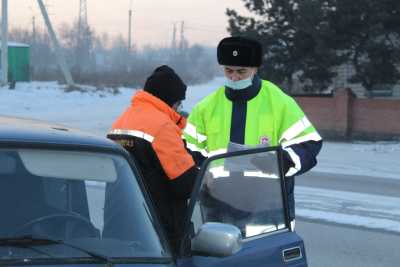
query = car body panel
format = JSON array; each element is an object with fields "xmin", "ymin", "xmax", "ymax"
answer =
[
  {"xmin": 0, "ymin": 116, "xmax": 121, "ymax": 151},
  {"xmin": 2, "ymin": 264, "xmax": 174, "ymax": 267},
  {"xmin": 0, "ymin": 116, "xmax": 308, "ymax": 267},
  {"xmin": 178, "ymin": 147, "xmax": 307, "ymax": 267},
  {"xmin": 178, "ymin": 231, "xmax": 306, "ymax": 267}
]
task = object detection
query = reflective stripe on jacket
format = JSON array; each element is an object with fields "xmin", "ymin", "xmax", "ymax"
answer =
[
  {"xmin": 184, "ymin": 79, "xmax": 322, "ymax": 176},
  {"xmin": 110, "ymin": 90, "xmax": 195, "ymax": 179}
]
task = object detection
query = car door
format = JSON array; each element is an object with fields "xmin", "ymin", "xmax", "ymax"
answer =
[{"xmin": 177, "ymin": 146, "xmax": 307, "ymax": 267}]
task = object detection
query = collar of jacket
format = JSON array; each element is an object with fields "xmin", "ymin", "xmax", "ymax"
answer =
[
  {"xmin": 225, "ymin": 75, "xmax": 262, "ymax": 102},
  {"xmin": 132, "ymin": 90, "xmax": 187, "ymax": 129}
]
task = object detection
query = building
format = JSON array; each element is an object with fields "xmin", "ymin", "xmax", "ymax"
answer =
[{"xmin": 0, "ymin": 42, "xmax": 30, "ymax": 83}]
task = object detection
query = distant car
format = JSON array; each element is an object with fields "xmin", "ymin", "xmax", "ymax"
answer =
[{"xmin": 0, "ymin": 115, "xmax": 307, "ymax": 267}]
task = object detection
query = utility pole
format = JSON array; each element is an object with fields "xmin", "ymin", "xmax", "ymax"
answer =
[
  {"xmin": 37, "ymin": 0, "xmax": 75, "ymax": 86},
  {"xmin": 171, "ymin": 23, "xmax": 177, "ymax": 51},
  {"xmin": 179, "ymin": 20, "xmax": 186, "ymax": 51},
  {"xmin": 128, "ymin": 8, "xmax": 132, "ymax": 52},
  {"xmin": 32, "ymin": 16, "xmax": 36, "ymax": 43},
  {"xmin": 1, "ymin": 0, "xmax": 8, "ymax": 85},
  {"xmin": 78, "ymin": 0, "xmax": 88, "ymax": 48},
  {"xmin": 78, "ymin": 0, "xmax": 88, "ymax": 33},
  {"xmin": 77, "ymin": 0, "xmax": 89, "ymax": 73}
]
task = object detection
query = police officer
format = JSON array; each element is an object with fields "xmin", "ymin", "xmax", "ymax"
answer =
[
  {"xmin": 184, "ymin": 36, "xmax": 323, "ymax": 225},
  {"xmin": 107, "ymin": 65, "xmax": 197, "ymax": 253}
]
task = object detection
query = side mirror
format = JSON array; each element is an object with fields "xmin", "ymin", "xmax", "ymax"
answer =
[{"xmin": 191, "ymin": 222, "xmax": 242, "ymax": 257}]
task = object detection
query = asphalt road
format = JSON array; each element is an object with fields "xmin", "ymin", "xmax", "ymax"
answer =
[
  {"xmin": 296, "ymin": 219, "xmax": 400, "ymax": 267},
  {"xmin": 294, "ymin": 171, "xmax": 400, "ymax": 267}
]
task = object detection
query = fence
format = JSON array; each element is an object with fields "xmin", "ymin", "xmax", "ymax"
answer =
[{"xmin": 294, "ymin": 89, "xmax": 400, "ymax": 140}]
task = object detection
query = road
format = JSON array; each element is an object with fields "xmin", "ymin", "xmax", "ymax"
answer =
[
  {"xmin": 294, "ymin": 171, "xmax": 400, "ymax": 266},
  {"xmin": 297, "ymin": 220, "xmax": 400, "ymax": 267}
]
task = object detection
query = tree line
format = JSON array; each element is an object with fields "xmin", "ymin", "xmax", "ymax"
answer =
[
  {"xmin": 227, "ymin": 0, "xmax": 400, "ymax": 93},
  {"xmin": 9, "ymin": 22, "xmax": 220, "ymax": 88}
]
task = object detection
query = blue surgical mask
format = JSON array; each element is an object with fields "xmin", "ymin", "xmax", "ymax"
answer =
[
  {"xmin": 173, "ymin": 101, "xmax": 183, "ymax": 113},
  {"xmin": 176, "ymin": 103, "xmax": 183, "ymax": 113},
  {"xmin": 224, "ymin": 75, "xmax": 253, "ymax": 90}
]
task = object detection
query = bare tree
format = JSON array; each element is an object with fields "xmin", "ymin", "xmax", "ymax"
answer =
[{"xmin": 8, "ymin": 21, "xmax": 220, "ymax": 88}]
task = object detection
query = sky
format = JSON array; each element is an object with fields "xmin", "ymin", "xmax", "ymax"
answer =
[{"xmin": 6, "ymin": 0, "xmax": 249, "ymax": 48}]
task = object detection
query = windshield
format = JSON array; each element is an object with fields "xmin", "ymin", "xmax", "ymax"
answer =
[{"xmin": 0, "ymin": 148, "xmax": 168, "ymax": 261}]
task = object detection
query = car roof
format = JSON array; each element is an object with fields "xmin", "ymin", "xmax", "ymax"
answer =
[{"xmin": 0, "ymin": 115, "xmax": 123, "ymax": 153}]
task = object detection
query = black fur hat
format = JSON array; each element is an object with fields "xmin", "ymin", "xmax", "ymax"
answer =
[
  {"xmin": 144, "ymin": 65, "xmax": 187, "ymax": 107},
  {"xmin": 217, "ymin": 36, "xmax": 263, "ymax": 67}
]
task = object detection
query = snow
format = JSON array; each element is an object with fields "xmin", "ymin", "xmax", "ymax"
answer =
[
  {"xmin": 297, "ymin": 209, "xmax": 400, "ymax": 233},
  {"xmin": 1, "ymin": 78, "xmax": 399, "ymax": 180},
  {"xmin": 314, "ymin": 141, "xmax": 400, "ymax": 180},
  {"xmin": 182, "ymin": 76, "xmax": 224, "ymax": 111},
  {"xmin": 296, "ymin": 186, "xmax": 400, "ymax": 233},
  {"xmin": 2, "ymin": 42, "xmax": 30, "ymax": 48},
  {"xmin": 0, "ymin": 81, "xmax": 133, "ymax": 135}
]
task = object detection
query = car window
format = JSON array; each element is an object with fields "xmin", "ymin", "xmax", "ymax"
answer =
[
  {"xmin": 0, "ymin": 148, "xmax": 169, "ymax": 260},
  {"xmin": 191, "ymin": 149, "xmax": 287, "ymax": 239}
]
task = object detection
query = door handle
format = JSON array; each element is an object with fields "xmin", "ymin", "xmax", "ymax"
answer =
[{"xmin": 282, "ymin": 246, "xmax": 302, "ymax": 262}]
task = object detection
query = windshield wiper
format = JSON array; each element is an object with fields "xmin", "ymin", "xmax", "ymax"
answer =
[{"xmin": 0, "ymin": 235, "xmax": 113, "ymax": 266}]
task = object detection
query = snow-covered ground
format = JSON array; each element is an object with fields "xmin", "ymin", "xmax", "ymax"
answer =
[
  {"xmin": 314, "ymin": 141, "xmax": 400, "ymax": 180},
  {"xmin": 296, "ymin": 186, "xmax": 400, "ymax": 233},
  {"xmin": 1, "ymin": 78, "xmax": 398, "ymax": 180},
  {"xmin": 0, "ymin": 81, "xmax": 134, "ymax": 135}
]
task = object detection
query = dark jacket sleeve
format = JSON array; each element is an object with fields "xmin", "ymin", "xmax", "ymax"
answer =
[
  {"xmin": 183, "ymin": 139, "xmax": 207, "ymax": 167},
  {"xmin": 283, "ymin": 139, "xmax": 323, "ymax": 176},
  {"xmin": 169, "ymin": 166, "xmax": 198, "ymax": 199}
]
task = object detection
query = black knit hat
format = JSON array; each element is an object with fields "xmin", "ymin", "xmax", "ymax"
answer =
[
  {"xmin": 217, "ymin": 36, "xmax": 263, "ymax": 67},
  {"xmin": 144, "ymin": 65, "xmax": 187, "ymax": 107}
]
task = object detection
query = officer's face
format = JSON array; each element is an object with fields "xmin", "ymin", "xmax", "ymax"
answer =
[{"xmin": 223, "ymin": 66, "xmax": 257, "ymax": 81}]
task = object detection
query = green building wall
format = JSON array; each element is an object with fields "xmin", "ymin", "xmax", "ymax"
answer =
[
  {"xmin": 0, "ymin": 44, "xmax": 31, "ymax": 82},
  {"xmin": 8, "ymin": 46, "xmax": 30, "ymax": 82}
]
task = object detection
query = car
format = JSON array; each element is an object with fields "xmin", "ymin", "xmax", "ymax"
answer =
[{"xmin": 0, "ymin": 115, "xmax": 308, "ymax": 267}]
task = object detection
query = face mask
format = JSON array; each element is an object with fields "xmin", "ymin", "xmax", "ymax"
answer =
[
  {"xmin": 176, "ymin": 103, "xmax": 183, "ymax": 113},
  {"xmin": 173, "ymin": 101, "xmax": 183, "ymax": 113},
  {"xmin": 224, "ymin": 74, "xmax": 254, "ymax": 90}
]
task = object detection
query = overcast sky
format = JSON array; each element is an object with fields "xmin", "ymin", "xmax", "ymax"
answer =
[{"xmin": 7, "ymin": 0, "xmax": 249, "ymax": 48}]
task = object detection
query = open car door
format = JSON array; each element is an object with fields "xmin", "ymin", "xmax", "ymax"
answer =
[{"xmin": 178, "ymin": 146, "xmax": 308, "ymax": 267}]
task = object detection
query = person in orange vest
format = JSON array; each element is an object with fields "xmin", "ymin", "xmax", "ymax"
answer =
[{"xmin": 107, "ymin": 65, "xmax": 198, "ymax": 253}]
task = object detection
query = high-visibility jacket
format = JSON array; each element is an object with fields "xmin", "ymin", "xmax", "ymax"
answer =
[
  {"xmin": 107, "ymin": 90, "xmax": 197, "ymax": 251},
  {"xmin": 184, "ymin": 78, "xmax": 322, "ymax": 221},
  {"xmin": 184, "ymin": 78, "xmax": 322, "ymax": 177}
]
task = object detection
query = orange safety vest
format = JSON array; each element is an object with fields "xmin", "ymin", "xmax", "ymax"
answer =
[{"xmin": 109, "ymin": 90, "xmax": 195, "ymax": 179}]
